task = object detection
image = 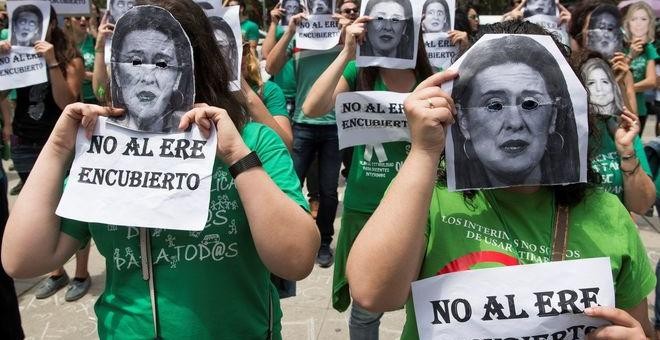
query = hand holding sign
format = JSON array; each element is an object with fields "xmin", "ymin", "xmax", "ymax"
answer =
[
  {"xmin": 557, "ymin": 2, "xmax": 571, "ymax": 25},
  {"xmin": 287, "ymin": 12, "xmax": 308, "ymax": 34},
  {"xmin": 403, "ymin": 70, "xmax": 457, "ymax": 155},
  {"xmin": 179, "ymin": 104, "xmax": 251, "ymax": 166},
  {"xmin": 33, "ymin": 40, "xmax": 55, "ymax": 65},
  {"xmin": 52, "ymin": 103, "xmax": 124, "ymax": 152},
  {"xmin": 614, "ymin": 107, "xmax": 639, "ymax": 157},
  {"xmin": 585, "ymin": 306, "xmax": 647, "ymax": 340},
  {"xmin": 345, "ymin": 16, "xmax": 370, "ymax": 55},
  {"xmin": 271, "ymin": 3, "xmax": 285, "ymax": 23}
]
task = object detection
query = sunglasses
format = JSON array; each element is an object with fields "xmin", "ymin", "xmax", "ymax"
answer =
[
  {"xmin": 74, "ymin": 16, "xmax": 90, "ymax": 20},
  {"xmin": 342, "ymin": 8, "xmax": 358, "ymax": 14}
]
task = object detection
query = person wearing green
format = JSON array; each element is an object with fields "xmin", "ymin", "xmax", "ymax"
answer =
[
  {"xmin": 227, "ymin": 0, "xmax": 260, "ymax": 54},
  {"xmin": 579, "ymin": 56, "xmax": 656, "ymax": 214},
  {"xmin": 348, "ymin": 21, "xmax": 656, "ymax": 340},
  {"xmin": 301, "ymin": 13, "xmax": 433, "ymax": 336},
  {"xmin": 66, "ymin": 16, "xmax": 97, "ymax": 104},
  {"xmin": 1, "ymin": 1, "xmax": 320, "ymax": 339}
]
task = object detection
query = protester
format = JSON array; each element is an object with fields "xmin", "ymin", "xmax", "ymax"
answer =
[
  {"xmin": 347, "ymin": 21, "xmax": 656, "ymax": 339},
  {"xmin": 2, "ymin": 1, "xmax": 320, "ymax": 339},
  {"xmin": 227, "ymin": 0, "xmax": 259, "ymax": 55},
  {"xmin": 91, "ymin": 16, "xmax": 113, "ymax": 104},
  {"xmin": 2, "ymin": 6, "xmax": 85, "ymax": 300},
  {"xmin": 465, "ymin": 3, "xmax": 479, "ymax": 37},
  {"xmin": 266, "ymin": 8, "xmax": 347, "ymax": 268},
  {"xmin": 302, "ymin": 12, "xmax": 433, "ymax": 337}
]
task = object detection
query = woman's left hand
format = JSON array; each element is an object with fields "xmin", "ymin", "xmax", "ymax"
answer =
[
  {"xmin": 614, "ymin": 107, "xmax": 639, "ymax": 157},
  {"xmin": 558, "ymin": 2, "xmax": 571, "ymax": 25},
  {"xmin": 179, "ymin": 104, "xmax": 250, "ymax": 166},
  {"xmin": 34, "ymin": 40, "xmax": 56, "ymax": 65},
  {"xmin": 585, "ymin": 307, "xmax": 646, "ymax": 340}
]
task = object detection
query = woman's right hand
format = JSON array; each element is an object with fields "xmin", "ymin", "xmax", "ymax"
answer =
[
  {"xmin": 50, "ymin": 103, "xmax": 124, "ymax": 155},
  {"xmin": 0, "ymin": 40, "xmax": 11, "ymax": 55},
  {"xmin": 404, "ymin": 70, "xmax": 458, "ymax": 156},
  {"xmin": 628, "ymin": 38, "xmax": 644, "ymax": 60},
  {"xmin": 611, "ymin": 52, "xmax": 631, "ymax": 84},
  {"xmin": 287, "ymin": 12, "xmax": 308, "ymax": 34},
  {"xmin": 344, "ymin": 16, "xmax": 371, "ymax": 55},
  {"xmin": 270, "ymin": 4, "xmax": 284, "ymax": 23}
]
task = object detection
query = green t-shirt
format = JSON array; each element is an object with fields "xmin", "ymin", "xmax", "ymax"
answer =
[
  {"xmin": 241, "ymin": 19, "xmax": 260, "ymax": 42},
  {"xmin": 292, "ymin": 46, "xmax": 342, "ymax": 124},
  {"xmin": 629, "ymin": 42, "xmax": 660, "ymax": 116},
  {"xmin": 400, "ymin": 187, "xmax": 656, "ymax": 339},
  {"xmin": 591, "ymin": 119, "xmax": 652, "ymax": 202},
  {"xmin": 341, "ymin": 61, "xmax": 412, "ymax": 213},
  {"xmin": 251, "ymin": 81, "xmax": 288, "ymax": 117},
  {"xmin": 78, "ymin": 34, "xmax": 97, "ymax": 103},
  {"xmin": 270, "ymin": 27, "xmax": 297, "ymax": 99},
  {"xmin": 61, "ymin": 123, "xmax": 307, "ymax": 339}
]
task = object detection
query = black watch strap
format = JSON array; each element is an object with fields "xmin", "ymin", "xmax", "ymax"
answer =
[{"xmin": 229, "ymin": 151, "xmax": 262, "ymax": 178}]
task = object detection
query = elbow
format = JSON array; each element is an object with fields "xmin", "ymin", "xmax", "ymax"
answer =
[
  {"xmin": 349, "ymin": 280, "xmax": 405, "ymax": 312},
  {"xmin": 265, "ymin": 60, "xmax": 277, "ymax": 76},
  {"xmin": 1, "ymin": 250, "xmax": 31, "ymax": 279}
]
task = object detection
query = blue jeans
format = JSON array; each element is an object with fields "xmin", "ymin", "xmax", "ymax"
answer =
[
  {"xmin": 292, "ymin": 123, "xmax": 341, "ymax": 245},
  {"xmin": 349, "ymin": 303, "xmax": 383, "ymax": 340}
]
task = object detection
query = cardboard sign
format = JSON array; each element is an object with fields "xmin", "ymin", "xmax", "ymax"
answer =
[
  {"xmin": 335, "ymin": 91, "xmax": 410, "ymax": 149},
  {"xmin": 56, "ymin": 117, "xmax": 217, "ymax": 231},
  {"xmin": 411, "ymin": 258, "xmax": 614, "ymax": 340}
]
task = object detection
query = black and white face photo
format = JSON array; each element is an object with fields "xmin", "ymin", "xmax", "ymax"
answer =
[
  {"xmin": 422, "ymin": 0, "xmax": 450, "ymax": 33},
  {"xmin": 281, "ymin": 0, "xmax": 302, "ymax": 25},
  {"xmin": 362, "ymin": 0, "xmax": 414, "ymax": 59},
  {"xmin": 308, "ymin": 0, "xmax": 332, "ymax": 15},
  {"xmin": 586, "ymin": 7, "xmax": 623, "ymax": 59},
  {"xmin": 581, "ymin": 58, "xmax": 623, "ymax": 117},
  {"xmin": 108, "ymin": 0, "xmax": 135, "ymax": 23},
  {"xmin": 447, "ymin": 35, "xmax": 585, "ymax": 190},
  {"xmin": 11, "ymin": 5, "xmax": 43, "ymax": 47},
  {"xmin": 524, "ymin": 0, "xmax": 556, "ymax": 17},
  {"xmin": 110, "ymin": 6, "xmax": 194, "ymax": 133},
  {"xmin": 209, "ymin": 16, "xmax": 239, "ymax": 82}
]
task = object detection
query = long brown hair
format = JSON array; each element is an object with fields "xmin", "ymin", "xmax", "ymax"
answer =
[
  {"xmin": 136, "ymin": 0, "xmax": 247, "ymax": 130},
  {"xmin": 49, "ymin": 7, "xmax": 81, "ymax": 75}
]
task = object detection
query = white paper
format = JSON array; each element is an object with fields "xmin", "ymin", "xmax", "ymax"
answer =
[
  {"xmin": 421, "ymin": 0, "xmax": 454, "ymax": 33},
  {"xmin": 51, "ymin": 0, "xmax": 92, "ymax": 16},
  {"xmin": 56, "ymin": 117, "xmax": 217, "ymax": 231},
  {"xmin": 8, "ymin": 0, "xmax": 50, "ymax": 47},
  {"xmin": 280, "ymin": 0, "xmax": 303, "ymax": 27},
  {"xmin": 443, "ymin": 34, "xmax": 588, "ymax": 191},
  {"xmin": 106, "ymin": 0, "xmax": 133, "ymax": 24},
  {"xmin": 525, "ymin": 14, "xmax": 570, "ymax": 46},
  {"xmin": 296, "ymin": 14, "xmax": 340, "ymax": 50},
  {"xmin": 0, "ymin": 46, "xmax": 47, "ymax": 90},
  {"xmin": 335, "ymin": 91, "xmax": 410, "ymax": 149},
  {"xmin": 357, "ymin": 0, "xmax": 423, "ymax": 69},
  {"xmin": 412, "ymin": 258, "xmax": 614, "ymax": 340},
  {"xmin": 423, "ymin": 32, "xmax": 458, "ymax": 70},
  {"xmin": 206, "ymin": 5, "xmax": 242, "ymax": 91}
]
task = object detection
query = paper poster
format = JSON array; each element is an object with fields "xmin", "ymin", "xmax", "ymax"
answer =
[
  {"xmin": 335, "ymin": 91, "xmax": 410, "ymax": 149},
  {"xmin": 523, "ymin": 0, "xmax": 569, "ymax": 46},
  {"xmin": 580, "ymin": 58, "xmax": 624, "ymax": 117},
  {"xmin": 0, "ymin": 0, "xmax": 50, "ymax": 90},
  {"xmin": 56, "ymin": 117, "xmax": 217, "ymax": 231},
  {"xmin": 206, "ymin": 5, "xmax": 242, "ymax": 91},
  {"xmin": 585, "ymin": 5, "xmax": 623, "ymax": 59},
  {"xmin": 280, "ymin": 0, "xmax": 303, "ymax": 27},
  {"xmin": 411, "ymin": 258, "xmax": 614, "ymax": 340},
  {"xmin": 51, "ymin": 0, "xmax": 92, "ymax": 16},
  {"xmin": 357, "ymin": 0, "xmax": 423, "ymax": 69},
  {"xmin": 423, "ymin": 32, "xmax": 458, "ymax": 70},
  {"xmin": 109, "ymin": 5, "xmax": 194, "ymax": 133},
  {"xmin": 296, "ymin": 0, "xmax": 339, "ymax": 50},
  {"xmin": 106, "ymin": 0, "xmax": 134, "ymax": 24},
  {"xmin": 421, "ymin": 0, "xmax": 456, "ymax": 69},
  {"xmin": 443, "ymin": 34, "xmax": 588, "ymax": 191}
]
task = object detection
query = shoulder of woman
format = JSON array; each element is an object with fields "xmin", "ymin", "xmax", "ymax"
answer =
[{"xmin": 571, "ymin": 188, "xmax": 632, "ymax": 222}]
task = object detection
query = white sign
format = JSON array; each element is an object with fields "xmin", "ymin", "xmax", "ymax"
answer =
[
  {"xmin": 423, "ymin": 32, "xmax": 458, "ymax": 70},
  {"xmin": 335, "ymin": 91, "xmax": 410, "ymax": 149},
  {"xmin": 357, "ymin": 0, "xmax": 423, "ymax": 69},
  {"xmin": 51, "ymin": 0, "xmax": 92, "ymax": 16},
  {"xmin": 525, "ymin": 14, "xmax": 570, "ymax": 46},
  {"xmin": 411, "ymin": 258, "xmax": 614, "ymax": 340},
  {"xmin": 296, "ymin": 14, "xmax": 340, "ymax": 50},
  {"xmin": 57, "ymin": 117, "xmax": 217, "ymax": 231},
  {"xmin": 206, "ymin": 5, "xmax": 242, "ymax": 91}
]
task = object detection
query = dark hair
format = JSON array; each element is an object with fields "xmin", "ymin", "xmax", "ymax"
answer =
[
  {"xmin": 422, "ymin": 0, "xmax": 451, "ymax": 32},
  {"xmin": 208, "ymin": 16, "xmax": 238, "ymax": 81},
  {"xmin": 453, "ymin": 7, "xmax": 470, "ymax": 32},
  {"xmin": 133, "ymin": 0, "xmax": 246, "ymax": 130},
  {"xmin": 362, "ymin": 0, "xmax": 415, "ymax": 59},
  {"xmin": 11, "ymin": 4, "xmax": 43, "ymax": 46},
  {"xmin": 447, "ymin": 20, "xmax": 596, "ymax": 207},
  {"xmin": 49, "ymin": 7, "xmax": 82, "ymax": 75}
]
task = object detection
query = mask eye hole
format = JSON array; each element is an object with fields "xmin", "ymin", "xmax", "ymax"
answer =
[
  {"xmin": 521, "ymin": 98, "xmax": 540, "ymax": 110},
  {"xmin": 155, "ymin": 61, "xmax": 168, "ymax": 69},
  {"xmin": 131, "ymin": 57, "xmax": 142, "ymax": 66},
  {"xmin": 486, "ymin": 99, "xmax": 504, "ymax": 112}
]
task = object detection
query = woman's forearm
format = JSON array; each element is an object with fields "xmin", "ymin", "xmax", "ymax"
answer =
[
  {"xmin": 93, "ymin": 51, "xmax": 109, "ymax": 103},
  {"xmin": 622, "ymin": 161, "xmax": 656, "ymax": 214},
  {"xmin": 347, "ymin": 147, "xmax": 438, "ymax": 312},
  {"xmin": 265, "ymin": 28, "xmax": 295, "ymax": 75},
  {"xmin": 261, "ymin": 22, "xmax": 279, "ymax": 59},
  {"xmin": 50, "ymin": 60, "xmax": 83, "ymax": 110},
  {"xmin": 302, "ymin": 47, "xmax": 353, "ymax": 117},
  {"xmin": 234, "ymin": 166, "xmax": 320, "ymax": 281}
]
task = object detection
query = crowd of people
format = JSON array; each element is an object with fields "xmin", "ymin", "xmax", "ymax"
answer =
[{"xmin": 0, "ymin": 0, "xmax": 659, "ymax": 339}]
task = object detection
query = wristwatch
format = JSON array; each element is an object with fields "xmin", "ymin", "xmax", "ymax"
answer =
[{"xmin": 228, "ymin": 151, "xmax": 262, "ymax": 178}]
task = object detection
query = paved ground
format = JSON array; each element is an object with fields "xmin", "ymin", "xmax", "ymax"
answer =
[{"xmin": 9, "ymin": 117, "xmax": 660, "ymax": 339}]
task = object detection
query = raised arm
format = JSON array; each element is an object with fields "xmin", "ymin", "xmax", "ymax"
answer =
[
  {"xmin": 92, "ymin": 22, "xmax": 114, "ymax": 104},
  {"xmin": 347, "ymin": 70, "xmax": 458, "ymax": 311},
  {"xmin": 179, "ymin": 105, "xmax": 320, "ymax": 281},
  {"xmin": 2, "ymin": 104, "xmax": 124, "ymax": 278},
  {"xmin": 265, "ymin": 12, "xmax": 305, "ymax": 75},
  {"xmin": 35, "ymin": 40, "xmax": 84, "ymax": 109},
  {"xmin": 261, "ymin": 5, "xmax": 284, "ymax": 59},
  {"xmin": 301, "ymin": 16, "xmax": 369, "ymax": 117}
]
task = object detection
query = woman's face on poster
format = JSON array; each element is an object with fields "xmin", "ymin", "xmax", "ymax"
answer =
[
  {"xmin": 460, "ymin": 63, "xmax": 555, "ymax": 179},
  {"xmin": 629, "ymin": 9, "xmax": 650, "ymax": 39},
  {"xmin": 284, "ymin": 0, "xmax": 301, "ymax": 19},
  {"xmin": 117, "ymin": 29, "xmax": 180, "ymax": 127},
  {"xmin": 366, "ymin": 1, "xmax": 406, "ymax": 56},
  {"xmin": 14, "ymin": 11, "xmax": 39, "ymax": 46},
  {"xmin": 526, "ymin": 0, "xmax": 553, "ymax": 16},
  {"xmin": 422, "ymin": 2, "xmax": 447, "ymax": 33},
  {"xmin": 309, "ymin": 0, "xmax": 331, "ymax": 14},
  {"xmin": 585, "ymin": 67, "xmax": 614, "ymax": 107},
  {"xmin": 586, "ymin": 12, "xmax": 621, "ymax": 58},
  {"xmin": 111, "ymin": 0, "xmax": 135, "ymax": 20}
]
